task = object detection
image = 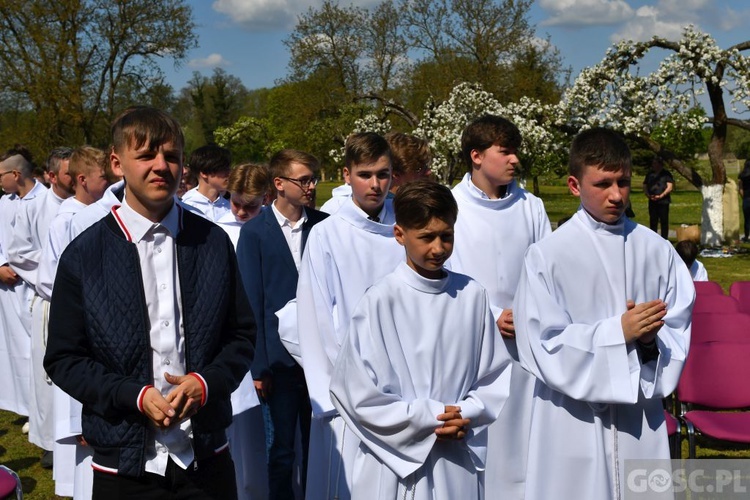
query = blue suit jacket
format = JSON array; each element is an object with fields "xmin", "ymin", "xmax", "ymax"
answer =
[{"xmin": 236, "ymin": 205, "xmax": 328, "ymax": 378}]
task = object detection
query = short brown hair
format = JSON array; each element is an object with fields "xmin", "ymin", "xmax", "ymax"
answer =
[
  {"xmin": 394, "ymin": 180, "xmax": 458, "ymax": 229},
  {"xmin": 111, "ymin": 106, "xmax": 184, "ymax": 155},
  {"xmin": 228, "ymin": 163, "xmax": 271, "ymax": 199},
  {"xmin": 461, "ymin": 115, "xmax": 522, "ymax": 170},
  {"xmin": 385, "ymin": 132, "xmax": 431, "ymax": 175},
  {"xmin": 269, "ymin": 149, "xmax": 320, "ymax": 180},
  {"xmin": 568, "ymin": 127, "xmax": 631, "ymax": 179},
  {"xmin": 69, "ymin": 146, "xmax": 107, "ymax": 185},
  {"xmin": 344, "ymin": 132, "xmax": 390, "ymax": 169}
]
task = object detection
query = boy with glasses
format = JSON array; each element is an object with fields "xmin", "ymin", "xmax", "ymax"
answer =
[{"xmin": 236, "ymin": 149, "xmax": 328, "ymax": 499}]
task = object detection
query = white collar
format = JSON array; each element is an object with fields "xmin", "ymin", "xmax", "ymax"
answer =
[{"xmin": 112, "ymin": 198, "xmax": 182, "ymax": 243}]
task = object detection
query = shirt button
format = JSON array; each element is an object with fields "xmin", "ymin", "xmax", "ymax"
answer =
[
  {"xmin": 162, "ymin": 320, "xmax": 170, "ymax": 327},
  {"xmin": 160, "ymin": 284, "xmax": 167, "ymax": 290},
  {"xmin": 156, "ymin": 247, "xmax": 162, "ymax": 254},
  {"xmin": 164, "ymin": 359, "xmax": 171, "ymax": 366}
]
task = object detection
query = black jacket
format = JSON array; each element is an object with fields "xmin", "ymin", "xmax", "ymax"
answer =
[{"xmin": 44, "ymin": 208, "xmax": 256, "ymax": 477}]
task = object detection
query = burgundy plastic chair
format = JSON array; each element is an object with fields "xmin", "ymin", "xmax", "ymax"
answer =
[
  {"xmin": 690, "ymin": 312, "xmax": 750, "ymax": 343},
  {"xmin": 0, "ymin": 465, "xmax": 21, "ymax": 500},
  {"xmin": 692, "ymin": 293, "xmax": 741, "ymax": 314},
  {"xmin": 694, "ymin": 281, "xmax": 725, "ymax": 295},
  {"xmin": 729, "ymin": 281, "xmax": 750, "ymax": 314},
  {"xmin": 676, "ymin": 342, "xmax": 750, "ymax": 458}
]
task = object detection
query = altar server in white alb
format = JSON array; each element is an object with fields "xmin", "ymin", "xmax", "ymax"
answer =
[
  {"xmin": 39, "ymin": 146, "xmax": 111, "ymax": 500},
  {"xmin": 447, "ymin": 114, "xmax": 550, "ymax": 499},
  {"xmin": 297, "ymin": 132, "xmax": 404, "ymax": 499},
  {"xmin": 7, "ymin": 147, "xmax": 74, "ymax": 466},
  {"xmin": 0, "ymin": 147, "xmax": 44, "ymax": 418},
  {"xmin": 330, "ymin": 181, "xmax": 513, "ymax": 500},
  {"xmin": 513, "ymin": 127, "xmax": 695, "ymax": 500}
]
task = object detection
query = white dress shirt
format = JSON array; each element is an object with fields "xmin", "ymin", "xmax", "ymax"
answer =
[
  {"xmin": 180, "ymin": 187, "xmax": 230, "ymax": 222},
  {"xmin": 111, "ymin": 198, "xmax": 195, "ymax": 476},
  {"xmin": 271, "ymin": 201, "xmax": 308, "ymax": 270}
]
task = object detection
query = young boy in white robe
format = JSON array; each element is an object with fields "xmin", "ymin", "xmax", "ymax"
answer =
[
  {"xmin": 296, "ymin": 132, "xmax": 404, "ymax": 499},
  {"xmin": 513, "ymin": 127, "xmax": 695, "ymax": 500},
  {"xmin": 330, "ymin": 180, "xmax": 513, "ymax": 500},
  {"xmin": 447, "ymin": 114, "xmax": 550, "ymax": 499}
]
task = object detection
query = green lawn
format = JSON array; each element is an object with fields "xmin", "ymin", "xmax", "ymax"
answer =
[{"xmin": 2, "ymin": 177, "xmax": 748, "ymax": 498}]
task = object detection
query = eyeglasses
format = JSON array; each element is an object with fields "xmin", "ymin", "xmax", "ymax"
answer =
[
  {"xmin": 0, "ymin": 170, "xmax": 15, "ymax": 179},
  {"xmin": 279, "ymin": 176, "xmax": 319, "ymax": 189}
]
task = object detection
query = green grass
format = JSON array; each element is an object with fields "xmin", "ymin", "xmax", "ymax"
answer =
[
  {"xmin": 0, "ymin": 411, "xmax": 62, "ymax": 499},
  {"xmin": 2, "ymin": 178, "xmax": 748, "ymax": 498}
]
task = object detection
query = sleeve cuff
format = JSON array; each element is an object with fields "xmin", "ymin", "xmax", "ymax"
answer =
[
  {"xmin": 188, "ymin": 372, "xmax": 208, "ymax": 407},
  {"xmin": 137, "ymin": 385, "xmax": 153, "ymax": 413}
]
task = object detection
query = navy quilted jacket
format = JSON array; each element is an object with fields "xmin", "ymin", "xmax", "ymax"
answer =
[{"xmin": 44, "ymin": 209, "xmax": 256, "ymax": 477}]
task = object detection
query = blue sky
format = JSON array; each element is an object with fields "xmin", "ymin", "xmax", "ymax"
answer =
[{"xmin": 161, "ymin": 0, "xmax": 750, "ymax": 92}]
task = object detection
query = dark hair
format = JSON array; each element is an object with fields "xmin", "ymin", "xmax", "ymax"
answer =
[
  {"xmin": 188, "ymin": 144, "xmax": 231, "ymax": 175},
  {"xmin": 461, "ymin": 114, "xmax": 522, "ymax": 170},
  {"xmin": 394, "ymin": 180, "xmax": 458, "ymax": 229},
  {"xmin": 675, "ymin": 240, "xmax": 699, "ymax": 267},
  {"xmin": 0, "ymin": 144, "xmax": 33, "ymax": 163},
  {"xmin": 344, "ymin": 132, "xmax": 391, "ymax": 169},
  {"xmin": 46, "ymin": 147, "xmax": 74, "ymax": 174},
  {"xmin": 385, "ymin": 132, "xmax": 431, "ymax": 175},
  {"xmin": 269, "ymin": 149, "xmax": 320, "ymax": 180},
  {"xmin": 740, "ymin": 159, "xmax": 750, "ymax": 180},
  {"xmin": 568, "ymin": 127, "xmax": 631, "ymax": 179},
  {"xmin": 111, "ymin": 106, "xmax": 184, "ymax": 155}
]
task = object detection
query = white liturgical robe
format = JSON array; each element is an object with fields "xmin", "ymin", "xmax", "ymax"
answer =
[
  {"xmin": 448, "ymin": 173, "xmax": 550, "ymax": 499},
  {"xmin": 330, "ymin": 263, "xmax": 513, "ymax": 500},
  {"xmin": 0, "ymin": 192, "xmax": 29, "ymax": 415},
  {"xmin": 297, "ymin": 197, "xmax": 403, "ymax": 499},
  {"xmin": 513, "ymin": 208, "xmax": 695, "ymax": 500}
]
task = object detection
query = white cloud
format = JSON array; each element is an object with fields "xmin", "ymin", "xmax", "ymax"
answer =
[
  {"xmin": 188, "ymin": 53, "xmax": 231, "ymax": 69},
  {"xmin": 610, "ymin": 5, "xmax": 685, "ymax": 42},
  {"xmin": 211, "ymin": 0, "xmax": 380, "ymax": 31},
  {"xmin": 539, "ymin": 0, "xmax": 634, "ymax": 27}
]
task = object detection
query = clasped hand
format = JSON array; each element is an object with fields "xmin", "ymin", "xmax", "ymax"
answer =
[
  {"xmin": 621, "ymin": 299, "xmax": 666, "ymax": 344},
  {"xmin": 435, "ymin": 405, "xmax": 470, "ymax": 441},
  {"xmin": 141, "ymin": 372, "xmax": 204, "ymax": 429}
]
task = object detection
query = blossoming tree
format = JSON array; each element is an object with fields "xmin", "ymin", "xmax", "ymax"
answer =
[{"xmin": 560, "ymin": 25, "xmax": 750, "ymax": 245}]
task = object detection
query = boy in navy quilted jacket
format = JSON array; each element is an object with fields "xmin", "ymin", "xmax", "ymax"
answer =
[{"xmin": 44, "ymin": 106, "xmax": 256, "ymax": 500}]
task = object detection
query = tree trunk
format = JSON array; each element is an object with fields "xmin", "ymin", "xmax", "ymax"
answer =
[{"xmin": 700, "ymin": 184, "xmax": 724, "ymax": 246}]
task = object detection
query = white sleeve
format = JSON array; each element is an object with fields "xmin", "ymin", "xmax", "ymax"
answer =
[
  {"xmin": 296, "ymin": 228, "xmax": 341, "ymax": 417},
  {"xmin": 7, "ymin": 202, "xmax": 40, "ymax": 285},
  {"xmin": 514, "ymin": 245, "xmax": 693, "ymax": 403},
  {"xmin": 329, "ymin": 297, "xmax": 445, "ymax": 479},
  {"xmin": 37, "ymin": 215, "xmax": 71, "ymax": 301}
]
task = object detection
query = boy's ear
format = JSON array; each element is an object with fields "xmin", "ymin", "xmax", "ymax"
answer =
[
  {"xmin": 342, "ymin": 167, "xmax": 350, "ymax": 184},
  {"xmin": 273, "ymin": 176, "xmax": 285, "ymax": 193},
  {"xmin": 393, "ymin": 224, "xmax": 405, "ymax": 246},
  {"xmin": 567, "ymin": 175, "xmax": 582, "ymax": 197},
  {"xmin": 110, "ymin": 151, "xmax": 123, "ymax": 178},
  {"xmin": 469, "ymin": 149, "xmax": 483, "ymax": 168}
]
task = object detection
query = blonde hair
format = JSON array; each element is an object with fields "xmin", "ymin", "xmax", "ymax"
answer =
[
  {"xmin": 69, "ymin": 146, "xmax": 107, "ymax": 185},
  {"xmin": 228, "ymin": 163, "xmax": 271, "ymax": 199}
]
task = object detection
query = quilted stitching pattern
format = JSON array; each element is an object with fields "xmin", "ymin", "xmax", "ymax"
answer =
[{"xmin": 68, "ymin": 213, "xmax": 238, "ymax": 476}]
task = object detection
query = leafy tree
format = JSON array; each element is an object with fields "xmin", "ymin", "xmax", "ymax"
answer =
[
  {"xmin": 560, "ymin": 26, "xmax": 750, "ymax": 244},
  {"xmin": 175, "ymin": 68, "xmax": 252, "ymax": 151},
  {"xmin": 0, "ymin": 0, "xmax": 196, "ymax": 153}
]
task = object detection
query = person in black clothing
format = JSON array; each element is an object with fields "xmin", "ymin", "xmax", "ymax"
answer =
[
  {"xmin": 740, "ymin": 159, "xmax": 750, "ymax": 242},
  {"xmin": 44, "ymin": 106, "xmax": 256, "ymax": 499},
  {"xmin": 643, "ymin": 156, "xmax": 674, "ymax": 239}
]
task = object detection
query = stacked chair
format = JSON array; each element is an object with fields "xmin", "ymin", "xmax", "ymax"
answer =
[{"xmin": 669, "ymin": 281, "xmax": 750, "ymax": 458}]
